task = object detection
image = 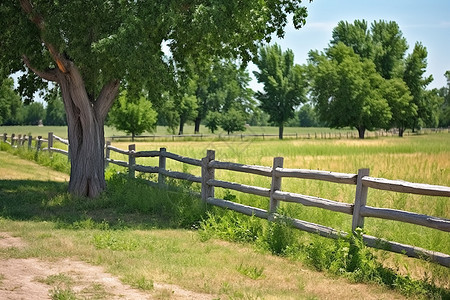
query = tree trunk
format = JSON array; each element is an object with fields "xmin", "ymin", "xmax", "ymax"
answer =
[
  {"xmin": 132, "ymin": 132, "xmax": 135, "ymax": 142},
  {"xmin": 357, "ymin": 126, "xmax": 366, "ymax": 139},
  {"xmin": 398, "ymin": 127, "xmax": 404, "ymax": 137},
  {"xmin": 278, "ymin": 125, "xmax": 284, "ymax": 140},
  {"xmin": 20, "ymin": 0, "xmax": 119, "ymax": 198},
  {"xmin": 178, "ymin": 119, "xmax": 185, "ymax": 135},
  {"xmin": 194, "ymin": 117, "xmax": 201, "ymax": 134},
  {"xmin": 57, "ymin": 65, "xmax": 119, "ymax": 198}
]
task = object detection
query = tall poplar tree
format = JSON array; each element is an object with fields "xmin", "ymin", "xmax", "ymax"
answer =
[{"xmin": 254, "ymin": 44, "xmax": 307, "ymax": 139}]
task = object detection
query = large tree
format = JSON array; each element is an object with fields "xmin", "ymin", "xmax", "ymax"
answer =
[
  {"xmin": 108, "ymin": 90, "xmax": 157, "ymax": 141},
  {"xmin": 330, "ymin": 20, "xmax": 408, "ymax": 80},
  {"xmin": 254, "ymin": 44, "xmax": 307, "ymax": 139},
  {"xmin": 402, "ymin": 42, "xmax": 434, "ymax": 130},
  {"xmin": 0, "ymin": 78, "xmax": 22, "ymax": 125},
  {"xmin": 191, "ymin": 59, "xmax": 255, "ymax": 133},
  {"xmin": 308, "ymin": 43, "xmax": 391, "ymax": 139},
  {"xmin": 381, "ymin": 78, "xmax": 416, "ymax": 137},
  {"xmin": 1, "ymin": 0, "xmax": 309, "ymax": 197},
  {"xmin": 438, "ymin": 71, "xmax": 450, "ymax": 127}
]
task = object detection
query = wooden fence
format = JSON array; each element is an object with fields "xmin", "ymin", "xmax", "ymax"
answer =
[
  {"xmin": 108, "ymin": 127, "xmax": 449, "ymax": 142},
  {"xmin": 2, "ymin": 132, "xmax": 450, "ymax": 267}
]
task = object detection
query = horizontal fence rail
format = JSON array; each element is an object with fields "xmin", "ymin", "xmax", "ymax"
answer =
[
  {"xmin": 2, "ymin": 132, "xmax": 449, "ymax": 267},
  {"xmin": 107, "ymin": 127, "xmax": 449, "ymax": 142}
]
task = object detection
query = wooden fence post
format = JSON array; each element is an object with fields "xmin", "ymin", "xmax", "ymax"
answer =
[
  {"xmin": 269, "ymin": 157, "xmax": 284, "ymax": 214},
  {"xmin": 36, "ymin": 136, "xmax": 42, "ymax": 152},
  {"xmin": 2, "ymin": 133, "xmax": 7, "ymax": 143},
  {"xmin": 11, "ymin": 134, "xmax": 15, "ymax": 146},
  {"xmin": 48, "ymin": 132, "xmax": 53, "ymax": 155},
  {"xmin": 28, "ymin": 135, "xmax": 33, "ymax": 149},
  {"xmin": 201, "ymin": 150, "xmax": 215, "ymax": 202},
  {"xmin": 105, "ymin": 141, "xmax": 111, "ymax": 168},
  {"xmin": 158, "ymin": 147, "xmax": 167, "ymax": 186},
  {"xmin": 352, "ymin": 168, "xmax": 370, "ymax": 232},
  {"xmin": 128, "ymin": 144, "xmax": 135, "ymax": 178}
]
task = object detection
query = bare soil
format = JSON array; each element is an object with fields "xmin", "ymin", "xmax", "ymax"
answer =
[{"xmin": 0, "ymin": 232, "xmax": 215, "ymax": 299}]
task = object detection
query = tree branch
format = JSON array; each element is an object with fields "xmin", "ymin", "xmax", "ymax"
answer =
[
  {"xmin": 19, "ymin": 0, "xmax": 70, "ymax": 73},
  {"xmin": 22, "ymin": 55, "xmax": 58, "ymax": 82},
  {"xmin": 94, "ymin": 79, "xmax": 120, "ymax": 121}
]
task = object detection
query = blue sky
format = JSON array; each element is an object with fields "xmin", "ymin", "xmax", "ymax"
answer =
[{"xmin": 251, "ymin": 0, "xmax": 450, "ymax": 90}]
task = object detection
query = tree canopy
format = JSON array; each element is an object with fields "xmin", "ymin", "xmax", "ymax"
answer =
[
  {"xmin": 108, "ymin": 90, "xmax": 157, "ymax": 141},
  {"xmin": 254, "ymin": 44, "xmax": 307, "ymax": 139},
  {"xmin": 308, "ymin": 19, "xmax": 438, "ymax": 138},
  {"xmin": 0, "ymin": 0, "xmax": 309, "ymax": 197},
  {"xmin": 308, "ymin": 43, "xmax": 391, "ymax": 138},
  {"xmin": 0, "ymin": 78, "xmax": 21, "ymax": 125}
]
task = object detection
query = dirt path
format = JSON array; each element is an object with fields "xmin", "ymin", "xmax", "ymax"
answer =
[{"xmin": 0, "ymin": 232, "xmax": 215, "ymax": 299}]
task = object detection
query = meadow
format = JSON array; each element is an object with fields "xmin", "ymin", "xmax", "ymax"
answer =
[
  {"xmin": 1, "ymin": 126, "xmax": 449, "ymax": 297},
  {"xmin": 108, "ymin": 132, "xmax": 450, "ymax": 285}
]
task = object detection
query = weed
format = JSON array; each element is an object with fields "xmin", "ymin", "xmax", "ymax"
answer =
[
  {"xmin": 41, "ymin": 273, "xmax": 74, "ymax": 287},
  {"xmin": 49, "ymin": 287, "xmax": 78, "ymax": 300},
  {"xmin": 80, "ymin": 283, "xmax": 110, "ymax": 299},
  {"xmin": 92, "ymin": 231, "xmax": 139, "ymax": 251},
  {"xmin": 199, "ymin": 210, "xmax": 263, "ymax": 243},
  {"xmin": 303, "ymin": 229, "xmax": 450, "ymax": 299},
  {"xmin": 42, "ymin": 273, "xmax": 78, "ymax": 300},
  {"xmin": 134, "ymin": 276, "xmax": 154, "ymax": 291},
  {"xmin": 261, "ymin": 214, "xmax": 298, "ymax": 256},
  {"xmin": 236, "ymin": 263, "xmax": 265, "ymax": 280}
]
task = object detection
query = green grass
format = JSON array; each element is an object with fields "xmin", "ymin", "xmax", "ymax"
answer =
[
  {"xmin": 0, "ymin": 124, "xmax": 396, "ymax": 140},
  {"xmin": 1, "ymin": 132, "xmax": 449, "ymax": 298}
]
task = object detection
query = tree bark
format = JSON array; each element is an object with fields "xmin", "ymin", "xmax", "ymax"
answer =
[
  {"xmin": 278, "ymin": 124, "xmax": 284, "ymax": 140},
  {"xmin": 20, "ymin": 0, "xmax": 120, "ymax": 198},
  {"xmin": 56, "ymin": 64, "xmax": 119, "ymax": 198},
  {"xmin": 178, "ymin": 119, "xmax": 185, "ymax": 135},
  {"xmin": 357, "ymin": 126, "xmax": 366, "ymax": 139},
  {"xmin": 398, "ymin": 127, "xmax": 404, "ymax": 137},
  {"xmin": 194, "ymin": 117, "xmax": 201, "ymax": 134}
]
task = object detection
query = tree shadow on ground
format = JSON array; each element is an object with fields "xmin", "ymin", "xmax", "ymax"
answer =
[{"xmin": 0, "ymin": 178, "xmax": 205, "ymax": 230}]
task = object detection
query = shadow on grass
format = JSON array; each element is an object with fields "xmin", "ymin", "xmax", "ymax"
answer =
[{"xmin": 0, "ymin": 176, "xmax": 207, "ymax": 230}]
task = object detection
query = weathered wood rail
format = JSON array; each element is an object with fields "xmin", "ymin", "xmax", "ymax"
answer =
[
  {"xmin": 2, "ymin": 132, "xmax": 449, "ymax": 267},
  {"xmin": 104, "ymin": 142, "xmax": 450, "ymax": 267},
  {"xmin": 107, "ymin": 127, "xmax": 449, "ymax": 142},
  {"xmin": 2, "ymin": 132, "xmax": 68, "ymax": 154}
]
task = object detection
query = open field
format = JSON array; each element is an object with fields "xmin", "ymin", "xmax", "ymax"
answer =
[
  {"xmin": 107, "ymin": 133, "xmax": 450, "ymax": 276},
  {"xmin": 0, "ymin": 151, "xmax": 413, "ymax": 299},
  {"xmin": 1, "ymin": 124, "xmax": 392, "ymax": 140},
  {"xmin": 1, "ymin": 129, "xmax": 449, "ymax": 295}
]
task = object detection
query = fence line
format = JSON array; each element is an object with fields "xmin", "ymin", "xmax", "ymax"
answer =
[
  {"xmin": 107, "ymin": 127, "xmax": 449, "ymax": 142},
  {"xmin": 104, "ymin": 142, "xmax": 450, "ymax": 267},
  {"xmin": 2, "ymin": 132, "xmax": 450, "ymax": 267}
]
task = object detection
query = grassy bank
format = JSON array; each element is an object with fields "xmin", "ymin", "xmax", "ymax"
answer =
[{"xmin": 1, "ymin": 132, "xmax": 449, "ymax": 298}]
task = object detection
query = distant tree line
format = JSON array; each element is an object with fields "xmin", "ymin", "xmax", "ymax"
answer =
[
  {"xmin": 0, "ymin": 80, "xmax": 66, "ymax": 126},
  {"xmin": 1, "ymin": 19, "xmax": 448, "ymax": 139}
]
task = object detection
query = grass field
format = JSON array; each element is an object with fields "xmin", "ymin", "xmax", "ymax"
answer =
[
  {"xmin": 1, "ymin": 124, "xmax": 391, "ymax": 140},
  {"xmin": 0, "ymin": 151, "xmax": 417, "ymax": 299},
  {"xmin": 1, "ymin": 126, "xmax": 449, "ymax": 297},
  {"xmin": 107, "ymin": 133, "xmax": 450, "ymax": 281}
]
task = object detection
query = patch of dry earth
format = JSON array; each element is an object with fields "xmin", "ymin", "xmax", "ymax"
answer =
[{"xmin": 0, "ymin": 232, "xmax": 215, "ymax": 300}]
